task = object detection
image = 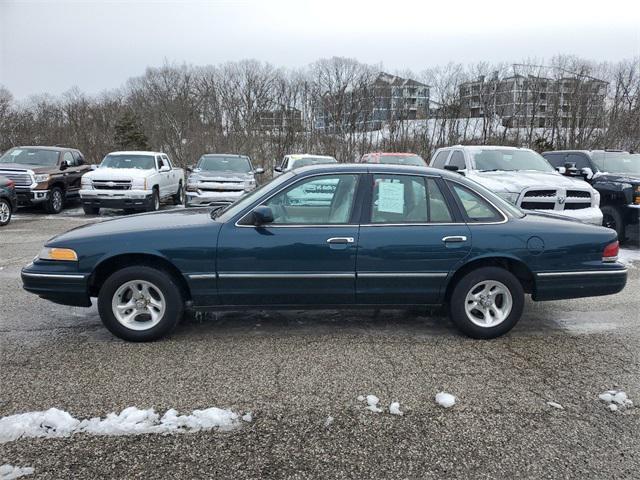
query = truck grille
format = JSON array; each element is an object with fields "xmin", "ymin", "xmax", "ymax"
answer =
[
  {"xmin": 198, "ymin": 180, "xmax": 244, "ymax": 192},
  {"xmin": 92, "ymin": 180, "xmax": 132, "ymax": 190},
  {"xmin": 519, "ymin": 188, "xmax": 592, "ymax": 211},
  {"xmin": 0, "ymin": 171, "xmax": 32, "ymax": 187}
]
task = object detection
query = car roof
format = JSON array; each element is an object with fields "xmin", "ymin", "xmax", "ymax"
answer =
[
  {"xmin": 15, "ymin": 145, "xmax": 74, "ymax": 152},
  {"xmin": 291, "ymin": 162, "xmax": 454, "ymax": 178},
  {"xmin": 288, "ymin": 154, "xmax": 335, "ymax": 159},
  {"xmin": 108, "ymin": 151, "xmax": 164, "ymax": 156},
  {"xmin": 201, "ymin": 153, "xmax": 249, "ymax": 158},
  {"xmin": 439, "ymin": 145, "xmax": 533, "ymax": 152},
  {"xmin": 542, "ymin": 150, "xmax": 629, "ymax": 155},
  {"xmin": 363, "ymin": 152, "xmax": 419, "ymax": 156}
]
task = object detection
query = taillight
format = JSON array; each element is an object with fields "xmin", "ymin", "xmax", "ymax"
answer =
[
  {"xmin": 603, "ymin": 241, "xmax": 619, "ymax": 262},
  {"xmin": 633, "ymin": 185, "xmax": 640, "ymax": 205}
]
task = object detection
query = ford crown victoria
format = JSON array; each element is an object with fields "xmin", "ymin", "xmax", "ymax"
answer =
[{"xmin": 22, "ymin": 164, "xmax": 627, "ymax": 342}]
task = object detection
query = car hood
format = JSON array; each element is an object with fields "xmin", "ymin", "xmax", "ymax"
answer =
[
  {"xmin": 594, "ymin": 172, "xmax": 640, "ymax": 184},
  {"xmin": 48, "ymin": 208, "xmax": 216, "ymax": 244},
  {"xmin": 467, "ymin": 170, "xmax": 594, "ymax": 193},
  {"xmin": 189, "ymin": 170, "xmax": 252, "ymax": 181},
  {"xmin": 0, "ymin": 163, "xmax": 56, "ymax": 174},
  {"xmin": 84, "ymin": 168, "xmax": 154, "ymax": 180}
]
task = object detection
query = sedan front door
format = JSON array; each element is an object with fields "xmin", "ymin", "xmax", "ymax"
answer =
[
  {"xmin": 356, "ymin": 173, "xmax": 471, "ymax": 305},
  {"xmin": 216, "ymin": 173, "xmax": 362, "ymax": 306}
]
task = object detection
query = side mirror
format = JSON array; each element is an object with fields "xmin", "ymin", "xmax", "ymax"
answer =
[
  {"xmin": 444, "ymin": 165, "xmax": 459, "ymax": 172},
  {"xmin": 273, "ymin": 166, "xmax": 282, "ymax": 173},
  {"xmin": 563, "ymin": 162, "xmax": 580, "ymax": 176},
  {"xmin": 159, "ymin": 165, "xmax": 171, "ymax": 172},
  {"xmin": 556, "ymin": 166, "xmax": 567, "ymax": 174},
  {"xmin": 252, "ymin": 205, "xmax": 274, "ymax": 226},
  {"xmin": 60, "ymin": 161, "xmax": 68, "ymax": 171},
  {"xmin": 186, "ymin": 165, "xmax": 194, "ymax": 172},
  {"xmin": 581, "ymin": 167, "xmax": 594, "ymax": 180},
  {"xmin": 254, "ymin": 167, "xmax": 265, "ymax": 174}
]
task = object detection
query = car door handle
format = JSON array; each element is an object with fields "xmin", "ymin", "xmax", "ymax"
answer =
[
  {"xmin": 327, "ymin": 237, "xmax": 355, "ymax": 244},
  {"xmin": 442, "ymin": 236, "xmax": 467, "ymax": 243}
]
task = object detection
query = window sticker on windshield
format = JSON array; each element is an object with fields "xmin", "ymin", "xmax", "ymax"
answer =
[{"xmin": 378, "ymin": 182, "xmax": 404, "ymax": 213}]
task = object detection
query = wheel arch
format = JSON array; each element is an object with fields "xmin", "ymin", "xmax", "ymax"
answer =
[
  {"xmin": 88, "ymin": 252, "xmax": 192, "ymax": 301},
  {"xmin": 444, "ymin": 255, "xmax": 535, "ymax": 301}
]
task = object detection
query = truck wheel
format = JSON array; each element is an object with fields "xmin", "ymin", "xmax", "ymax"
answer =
[
  {"xmin": 0, "ymin": 198, "xmax": 12, "ymax": 226},
  {"xmin": 147, "ymin": 188, "xmax": 160, "ymax": 212},
  {"xmin": 44, "ymin": 187, "xmax": 64, "ymax": 214},
  {"xmin": 82, "ymin": 205, "xmax": 100, "ymax": 215},
  {"xmin": 97, "ymin": 266, "xmax": 184, "ymax": 342},
  {"xmin": 601, "ymin": 205, "xmax": 625, "ymax": 241},
  {"xmin": 448, "ymin": 267, "xmax": 524, "ymax": 339},
  {"xmin": 172, "ymin": 182, "xmax": 184, "ymax": 205}
]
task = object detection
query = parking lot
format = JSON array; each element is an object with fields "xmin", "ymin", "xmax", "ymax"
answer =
[{"xmin": 1, "ymin": 203, "xmax": 639, "ymax": 479}]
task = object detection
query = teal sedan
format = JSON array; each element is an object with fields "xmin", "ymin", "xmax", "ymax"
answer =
[{"xmin": 22, "ymin": 164, "xmax": 627, "ymax": 341}]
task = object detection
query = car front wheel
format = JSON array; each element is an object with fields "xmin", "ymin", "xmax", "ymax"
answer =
[
  {"xmin": 97, "ymin": 266, "xmax": 184, "ymax": 341},
  {"xmin": 449, "ymin": 266, "xmax": 524, "ymax": 339},
  {"xmin": 0, "ymin": 198, "xmax": 12, "ymax": 226}
]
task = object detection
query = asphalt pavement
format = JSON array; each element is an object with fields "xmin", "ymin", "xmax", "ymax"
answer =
[{"xmin": 1, "ymin": 204, "xmax": 639, "ymax": 479}]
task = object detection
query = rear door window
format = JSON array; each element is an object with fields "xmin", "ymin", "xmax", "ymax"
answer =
[{"xmin": 448, "ymin": 151, "xmax": 466, "ymax": 170}]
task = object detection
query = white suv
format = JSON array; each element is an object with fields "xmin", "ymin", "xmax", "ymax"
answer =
[{"xmin": 430, "ymin": 146, "xmax": 602, "ymax": 225}]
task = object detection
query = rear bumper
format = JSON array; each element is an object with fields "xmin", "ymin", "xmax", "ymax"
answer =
[
  {"xmin": 532, "ymin": 266, "xmax": 628, "ymax": 301},
  {"xmin": 21, "ymin": 263, "xmax": 91, "ymax": 307},
  {"xmin": 80, "ymin": 189, "xmax": 153, "ymax": 210}
]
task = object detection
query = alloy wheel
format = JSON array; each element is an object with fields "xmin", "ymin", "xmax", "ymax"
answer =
[
  {"xmin": 111, "ymin": 280, "xmax": 166, "ymax": 331},
  {"xmin": 0, "ymin": 201, "xmax": 10, "ymax": 223},
  {"xmin": 52, "ymin": 190, "xmax": 63, "ymax": 212},
  {"xmin": 464, "ymin": 280, "xmax": 513, "ymax": 328}
]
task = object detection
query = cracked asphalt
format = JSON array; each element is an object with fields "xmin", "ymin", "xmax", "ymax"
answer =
[{"xmin": 1, "ymin": 204, "xmax": 639, "ymax": 479}]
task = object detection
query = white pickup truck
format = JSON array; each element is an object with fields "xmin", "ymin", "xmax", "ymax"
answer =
[{"xmin": 80, "ymin": 151, "xmax": 184, "ymax": 214}]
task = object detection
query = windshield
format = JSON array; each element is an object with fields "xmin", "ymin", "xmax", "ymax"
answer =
[
  {"xmin": 101, "ymin": 154, "xmax": 155, "ymax": 170},
  {"xmin": 592, "ymin": 152, "xmax": 640, "ymax": 174},
  {"xmin": 198, "ymin": 155, "xmax": 252, "ymax": 173},
  {"xmin": 215, "ymin": 172, "xmax": 295, "ymax": 222},
  {"xmin": 290, "ymin": 157, "xmax": 337, "ymax": 169},
  {"xmin": 472, "ymin": 149, "xmax": 555, "ymax": 172},
  {"xmin": 379, "ymin": 154, "xmax": 426, "ymax": 166},
  {"xmin": 0, "ymin": 148, "xmax": 59, "ymax": 166}
]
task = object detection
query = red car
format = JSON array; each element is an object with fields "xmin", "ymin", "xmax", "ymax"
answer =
[{"xmin": 359, "ymin": 152, "xmax": 427, "ymax": 166}]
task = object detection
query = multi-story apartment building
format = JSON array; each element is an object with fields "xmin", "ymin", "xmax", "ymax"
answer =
[
  {"xmin": 314, "ymin": 73, "xmax": 430, "ymax": 132},
  {"xmin": 256, "ymin": 106, "xmax": 303, "ymax": 132},
  {"xmin": 460, "ymin": 71, "xmax": 607, "ymax": 129}
]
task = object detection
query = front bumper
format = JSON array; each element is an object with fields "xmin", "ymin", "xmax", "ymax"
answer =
[
  {"xmin": 16, "ymin": 188, "xmax": 49, "ymax": 205},
  {"xmin": 186, "ymin": 189, "xmax": 245, "ymax": 207},
  {"xmin": 21, "ymin": 262, "xmax": 91, "ymax": 307},
  {"xmin": 532, "ymin": 265, "xmax": 627, "ymax": 301},
  {"xmin": 530, "ymin": 206, "xmax": 603, "ymax": 226},
  {"xmin": 80, "ymin": 189, "xmax": 153, "ymax": 210}
]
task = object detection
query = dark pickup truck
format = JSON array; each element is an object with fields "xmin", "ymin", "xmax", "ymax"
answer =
[
  {"xmin": 542, "ymin": 150, "xmax": 640, "ymax": 240},
  {"xmin": 0, "ymin": 146, "xmax": 91, "ymax": 214}
]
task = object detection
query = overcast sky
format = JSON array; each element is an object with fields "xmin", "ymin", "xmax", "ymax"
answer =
[{"xmin": 1, "ymin": 0, "xmax": 639, "ymax": 99}]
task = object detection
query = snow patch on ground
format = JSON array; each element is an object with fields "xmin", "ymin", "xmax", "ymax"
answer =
[
  {"xmin": 365, "ymin": 395, "xmax": 383, "ymax": 413},
  {"xmin": 389, "ymin": 402, "xmax": 403, "ymax": 416},
  {"xmin": 0, "ymin": 406, "xmax": 247, "ymax": 443},
  {"xmin": 356, "ymin": 395, "xmax": 365, "ymax": 402},
  {"xmin": 599, "ymin": 390, "xmax": 633, "ymax": 412},
  {"xmin": 546, "ymin": 401, "xmax": 564, "ymax": 410},
  {"xmin": 241, "ymin": 412, "xmax": 252, "ymax": 422},
  {"xmin": 0, "ymin": 465, "xmax": 34, "ymax": 479},
  {"xmin": 324, "ymin": 416, "xmax": 334, "ymax": 427},
  {"xmin": 619, "ymin": 248, "xmax": 640, "ymax": 267},
  {"xmin": 435, "ymin": 392, "xmax": 456, "ymax": 408}
]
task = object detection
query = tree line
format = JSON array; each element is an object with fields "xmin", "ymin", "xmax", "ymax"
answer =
[{"xmin": 0, "ymin": 55, "xmax": 638, "ymax": 173}]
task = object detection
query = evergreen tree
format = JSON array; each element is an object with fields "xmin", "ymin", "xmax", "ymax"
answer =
[{"xmin": 113, "ymin": 112, "xmax": 149, "ymax": 150}]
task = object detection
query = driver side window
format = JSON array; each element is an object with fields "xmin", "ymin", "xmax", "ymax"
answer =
[{"xmin": 264, "ymin": 174, "xmax": 359, "ymax": 225}]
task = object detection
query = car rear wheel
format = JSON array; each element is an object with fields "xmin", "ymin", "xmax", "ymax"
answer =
[
  {"xmin": 44, "ymin": 187, "xmax": 64, "ymax": 214},
  {"xmin": 97, "ymin": 266, "xmax": 184, "ymax": 342},
  {"xmin": 82, "ymin": 205, "xmax": 100, "ymax": 215},
  {"xmin": 601, "ymin": 205, "xmax": 625, "ymax": 241},
  {"xmin": 172, "ymin": 183, "xmax": 184, "ymax": 205},
  {"xmin": 449, "ymin": 266, "xmax": 524, "ymax": 339},
  {"xmin": 0, "ymin": 198, "xmax": 12, "ymax": 226}
]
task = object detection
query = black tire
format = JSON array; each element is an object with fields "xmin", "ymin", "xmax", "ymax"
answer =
[
  {"xmin": 0, "ymin": 198, "xmax": 12, "ymax": 226},
  {"xmin": 147, "ymin": 188, "xmax": 160, "ymax": 212},
  {"xmin": 449, "ymin": 266, "xmax": 524, "ymax": 339},
  {"xmin": 44, "ymin": 187, "xmax": 64, "ymax": 214},
  {"xmin": 82, "ymin": 205, "xmax": 100, "ymax": 215},
  {"xmin": 172, "ymin": 182, "xmax": 184, "ymax": 205},
  {"xmin": 97, "ymin": 266, "xmax": 184, "ymax": 342},
  {"xmin": 601, "ymin": 205, "xmax": 625, "ymax": 241}
]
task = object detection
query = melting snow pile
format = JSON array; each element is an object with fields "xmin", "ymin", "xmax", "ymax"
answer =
[
  {"xmin": 365, "ymin": 395, "xmax": 383, "ymax": 413},
  {"xmin": 0, "ymin": 465, "xmax": 34, "ymax": 479},
  {"xmin": 0, "ymin": 406, "xmax": 247, "ymax": 443},
  {"xmin": 389, "ymin": 402, "xmax": 403, "ymax": 416},
  {"xmin": 546, "ymin": 401, "xmax": 564, "ymax": 410},
  {"xmin": 435, "ymin": 392, "xmax": 456, "ymax": 408},
  {"xmin": 598, "ymin": 390, "xmax": 634, "ymax": 412},
  {"xmin": 619, "ymin": 248, "xmax": 640, "ymax": 267}
]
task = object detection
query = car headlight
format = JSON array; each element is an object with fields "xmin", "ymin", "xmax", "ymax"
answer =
[
  {"xmin": 496, "ymin": 192, "xmax": 520, "ymax": 204},
  {"xmin": 244, "ymin": 179, "xmax": 256, "ymax": 192},
  {"xmin": 131, "ymin": 178, "xmax": 146, "ymax": 190},
  {"xmin": 186, "ymin": 176, "xmax": 199, "ymax": 192},
  {"xmin": 593, "ymin": 190, "xmax": 601, "ymax": 207},
  {"xmin": 81, "ymin": 176, "xmax": 92, "ymax": 188},
  {"xmin": 34, "ymin": 173, "xmax": 50, "ymax": 183},
  {"xmin": 38, "ymin": 247, "xmax": 78, "ymax": 261}
]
